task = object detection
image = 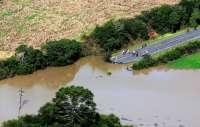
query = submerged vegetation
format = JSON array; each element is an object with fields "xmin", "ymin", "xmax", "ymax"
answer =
[
  {"xmin": 132, "ymin": 40, "xmax": 200, "ymax": 70},
  {"xmin": 2, "ymin": 86, "xmax": 132, "ymax": 127}
]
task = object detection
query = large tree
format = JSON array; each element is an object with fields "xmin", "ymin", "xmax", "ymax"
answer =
[{"xmin": 51, "ymin": 86, "xmax": 98, "ymax": 127}]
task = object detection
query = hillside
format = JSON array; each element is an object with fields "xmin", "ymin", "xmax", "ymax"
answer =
[{"xmin": 0, "ymin": 0, "xmax": 180, "ymax": 51}]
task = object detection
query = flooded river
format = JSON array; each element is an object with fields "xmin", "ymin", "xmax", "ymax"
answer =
[{"xmin": 0, "ymin": 56, "xmax": 200, "ymax": 127}]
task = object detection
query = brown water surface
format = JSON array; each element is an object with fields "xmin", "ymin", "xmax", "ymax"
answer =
[{"xmin": 0, "ymin": 56, "xmax": 200, "ymax": 127}]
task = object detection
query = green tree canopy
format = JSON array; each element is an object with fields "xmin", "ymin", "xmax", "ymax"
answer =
[
  {"xmin": 51, "ymin": 86, "xmax": 97, "ymax": 127},
  {"xmin": 189, "ymin": 8, "xmax": 200, "ymax": 29},
  {"xmin": 42, "ymin": 39, "xmax": 82, "ymax": 66}
]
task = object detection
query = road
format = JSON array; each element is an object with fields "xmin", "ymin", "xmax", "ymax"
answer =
[{"xmin": 111, "ymin": 28, "xmax": 200, "ymax": 64}]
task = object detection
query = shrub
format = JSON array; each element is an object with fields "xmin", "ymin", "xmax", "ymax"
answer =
[
  {"xmin": 15, "ymin": 45, "xmax": 47, "ymax": 75},
  {"xmin": 1, "ymin": 56, "xmax": 19, "ymax": 76},
  {"xmin": 42, "ymin": 39, "xmax": 82, "ymax": 66},
  {"xmin": 132, "ymin": 54, "xmax": 158, "ymax": 70},
  {"xmin": 16, "ymin": 64, "xmax": 35, "ymax": 75},
  {"xmin": 157, "ymin": 48, "xmax": 183, "ymax": 63},
  {"xmin": 0, "ymin": 67, "xmax": 9, "ymax": 80}
]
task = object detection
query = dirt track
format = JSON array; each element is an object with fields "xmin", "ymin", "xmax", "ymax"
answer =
[{"xmin": 0, "ymin": 0, "xmax": 180, "ymax": 51}]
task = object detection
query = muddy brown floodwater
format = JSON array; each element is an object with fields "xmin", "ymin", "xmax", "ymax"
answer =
[{"xmin": 0, "ymin": 56, "xmax": 200, "ymax": 127}]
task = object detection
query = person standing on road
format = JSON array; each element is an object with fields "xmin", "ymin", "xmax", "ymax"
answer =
[{"xmin": 132, "ymin": 50, "xmax": 136, "ymax": 56}]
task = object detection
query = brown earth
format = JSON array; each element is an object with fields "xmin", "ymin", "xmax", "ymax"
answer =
[{"xmin": 0, "ymin": 0, "xmax": 180, "ymax": 52}]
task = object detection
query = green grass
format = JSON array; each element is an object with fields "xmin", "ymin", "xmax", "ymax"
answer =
[
  {"xmin": 168, "ymin": 51, "xmax": 200, "ymax": 69},
  {"xmin": 0, "ymin": 10, "xmax": 13, "ymax": 17},
  {"xmin": 112, "ymin": 29, "xmax": 187, "ymax": 56}
]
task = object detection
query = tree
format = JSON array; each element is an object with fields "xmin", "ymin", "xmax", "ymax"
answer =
[
  {"xmin": 145, "ymin": 5, "xmax": 174, "ymax": 33},
  {"xmin": 52, "ymin": 86, "xmax": 97, "ymax": 127},
  {"xmin": 91, "ymin": 19, "xmax": 149, "ymax": 51},
  {"xmin": 179, "ymin": 0, "xmax": 200, "ymax": 24},
  {"xmin": 42, "ymin": 39, "xmax": 82, "ymax": 66},
  {"xmin": 98, "ymin": 114, "xmax": 123, "ymax": 127},
  {"xmin": 179, "ymin": 0, "xmax": 200, "ymax": 14},
  {"xmin": 38, "ymin": 102, "xmax": 55, "ymax": 126},
  {"xmin": 122, "ymin": 19, "xmax": 149, "ymax": 40},
  {"xmin": 169, "ymin": 7, "xmax": 182, "ymax": 32},
  {"xmin": 15, "ymin": 45, "xmax": 47, "ymax": 75},
  {"xmin": 37, "ymin": 86, "xmax": 99, "ymax": 127},
  {"xmin": 189, "ymin": 8, "xmax": 200, "ymax": 29}
]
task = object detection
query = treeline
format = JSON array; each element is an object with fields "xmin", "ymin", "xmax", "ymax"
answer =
[
  {"xmin": 3, "ymin": 86, "xmax": 132, "ymax": 127},
  {"xmin": 89, "ymin": 0, "xmax": 200, "ymax": 52},
  {"xmin": 0, "ymin": 39, "xmax": 82, "ymax": 80},
  {"xmin": 132, "ymin": 40, "xmax": 200, "ymax": 70}
]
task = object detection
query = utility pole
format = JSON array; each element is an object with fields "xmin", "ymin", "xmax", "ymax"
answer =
[{"xmin": 18, "ymin": 88, "xmax": 24, "ymax": 117}]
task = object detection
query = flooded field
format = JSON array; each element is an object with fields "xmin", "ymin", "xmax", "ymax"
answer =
[{"xmin": 0, "ymin": 56, "xmax": 200, "ymax": 127}]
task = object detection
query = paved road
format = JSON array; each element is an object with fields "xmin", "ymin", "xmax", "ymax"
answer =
[{"xmin": 111, "ymin": 28, "xmax": 200, "ymax": 64}]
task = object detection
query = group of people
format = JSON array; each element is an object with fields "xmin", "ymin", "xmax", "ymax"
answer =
[
  {"xmin": 111, "ymin": 43, "xmax": 149, "ymax": 63},
  {"xmin": 121, "ymin": 43, "xmax": 148, "ymax": 57},
  {"xmin": 121, "ymin": 49, "xmax": 139, "ymax": 57}
]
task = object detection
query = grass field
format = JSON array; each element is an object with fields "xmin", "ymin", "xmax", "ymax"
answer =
[
  {"xmin": 168, "ymin": 51, "xmax": 200, "ymax": 69},
  {"xmin": 0, "ymin": 0, "xmax": 180, "ymax": 51}
]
